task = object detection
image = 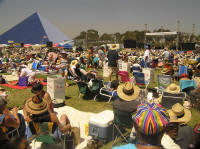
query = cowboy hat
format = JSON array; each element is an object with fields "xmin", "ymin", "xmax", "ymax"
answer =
[
  {"xmin": 117, "ymin": 82, "xmax": 140, "ymax": 101},
  {"xmin": 25, "ymin": 96, "xmax": 48, "ymax": 115},
  {"xmin": 166, "ymin": 83, "xmax": 180, "ymax": 93},
  {"xmin": 110, "ymin": 44, "xmax": 118, "ymax": 50},
  {"xmin": 161, "ymin": 68, "xmax": 169, "ymax": 74},
  {"xmin": 167, "ymin": 103, "xmax": 191, "ymax": 123}
]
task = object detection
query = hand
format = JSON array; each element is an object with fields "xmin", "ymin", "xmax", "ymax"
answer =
[
  {"xmin": 12, "ymin": 107, "xmax": 18, "ymax": 115},
  {"xmin": 24, "ymin": 116, "xmax": 32, "ymax": 123},
  {"xmin": 49, "ymin": 111, "xmax": 59, "ymax": 124}
]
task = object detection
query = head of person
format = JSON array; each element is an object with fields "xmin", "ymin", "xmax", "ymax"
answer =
[
  {"xmin": 110, "ymin": 80, "xmax": 119, "ymax": 90},
  {"xmin": 31, "ymin": 83, "xmax": 44, "ymax": 96},
  {"xmin": 165, "ymin": 122, "xmax": 179, "ymax": 139},
  {"xmin": 9, "ymin": 136, "xmax": 30, "ymax": 149},
  {"xmin": 132, "ymin": 103, "xmax": 169, "ymax": 145}
]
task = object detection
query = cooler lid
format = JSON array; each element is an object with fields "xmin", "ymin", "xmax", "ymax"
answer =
[{"xmin": 89, "ymin": 110, "xmax": 114, "ymax": 127}]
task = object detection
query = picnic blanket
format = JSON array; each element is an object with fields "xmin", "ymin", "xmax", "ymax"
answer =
[{"xmin": 0, "ymin": 79, "xmax": 47, "ymax": 90}]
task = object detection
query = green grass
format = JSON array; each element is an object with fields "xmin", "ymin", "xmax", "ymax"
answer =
[{"xmin": 2, "ymin": 69, "xmax": 200, "ymax": 149}]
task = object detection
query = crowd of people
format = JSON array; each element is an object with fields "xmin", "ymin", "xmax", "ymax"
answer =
[{"xmin": 0, "ymin": 44, "xmax": 200, "ymax": 149}]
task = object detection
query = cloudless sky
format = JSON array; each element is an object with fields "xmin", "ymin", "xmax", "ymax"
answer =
[{"xmin": 0, "ymin": 0, "xmax": 200, "ymax": 38}]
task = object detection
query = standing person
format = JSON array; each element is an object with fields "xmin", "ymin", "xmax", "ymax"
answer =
[
  {"xmin": 107, "ymin": 44, "xmax": 119, "ymax": 81},
  {"xmin": 86, "ymin": 47, "xmax": 94, "ymax": 70},
  {"xmin": 143, "ymin": 48, "xmax": 150, "ymax": 67}
]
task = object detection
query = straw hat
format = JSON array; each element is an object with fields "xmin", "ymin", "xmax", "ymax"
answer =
[
  {"xmin": 167, "ymin": 103, "xmax": 191, "ymax": 123},
  {"xmin": 110, "ymin": 44, "xmax": 118, "ymax": 50},
  {"xmin": 25, "ymin": 96, "xmax": 48, "ymax": 115},
  {"xmin": 166, "ymin": 83, "xmax": 180, "ymax": 93},
  {"xmin": 71, "ymin": 60, "xmax": 78, "ymax": 67},
  {"xmin": 117, "ymin": 82, "xmax": 140, "ymax": 101},
  {"xmin": 161, "ymin": 68, "xmax": 169, "ymax": 74}
]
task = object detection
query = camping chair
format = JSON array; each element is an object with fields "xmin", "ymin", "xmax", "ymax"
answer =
[
  {"xmin": 32, "ymin": 61, "xmax": 38, "ymax": 71},
  {"xmin": 27, "ymin": 122, "xmax": 68, "ymax": 149},
  {"xmin": 113, "ymin": 108, "xmax": 133, "ymax": 146},
  {"xmin": 157, "ymin": 75, "xmax": 172, "ymax": 93},
  {"xmin": 112, "ymin": 108, "xmax": 133, "ymax": 146},
  {"xmin": 161, "ymin": 91, "xmax": 186, "ymax": 109},
  {"xmin": 133, "ymin": 72, "xmax": 149, "ymax": 89},
  {"xmin": 180, "ymin": 80, "xmax": 196, "ymax": 94},
  {"xmin": 76, "ymin": 81, "xmax": 90, "ymax": 98},
  {"xmin": 118, "ymin": 71, "xmax": 130, "ymax": 83},
  {"xmin": 88, "ymin": 79, "xmax": 104, "ymax": 100},
  {"xmin": 178, "ymin": 65, "xmax": 188, "ymax": 78}
]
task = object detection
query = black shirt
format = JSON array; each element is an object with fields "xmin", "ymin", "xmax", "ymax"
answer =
[{"xmin": 107, "ymin": 50, "xmax": 119, "ymax": 67}]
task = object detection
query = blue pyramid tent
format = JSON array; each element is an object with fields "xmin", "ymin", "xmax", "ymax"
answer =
[{"xmin": 0, "ymin": 12, "xmax": 71, "ymax": 44}]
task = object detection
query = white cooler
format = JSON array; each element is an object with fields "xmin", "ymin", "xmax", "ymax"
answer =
[{"xmin": 89, "ymin": 110, "xmax": 114, "ymax": 142}]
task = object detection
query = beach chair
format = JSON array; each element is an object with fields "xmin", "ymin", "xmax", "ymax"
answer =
[
  {"xmin": 178, "ymin": 65, "xmax": 188, "ymax": 78},
  {"xmin": 161, "ymin": 91, "xmax": 186, "ymax": 109},
  {"xmin": 133, "ymin": 72, "xmax": 149, "ymax": 89},
  {"xmin": 157, "ymin": 75, "xmax": 172, "ymax": 93},
  {"xmin": 99, "ymin": 82, "xmax": 117, "ymax": 103},
  {"xmin": 180, "ymin": 80, "xmax": 196, "ymax": 94}
]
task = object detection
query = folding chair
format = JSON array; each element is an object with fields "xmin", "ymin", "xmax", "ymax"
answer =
[
  {"xmin": 112, "ymin": 108, "xmax": 133, "ymax": 146},
  {"xmin": 133, "ymin": 72, "xmax": 149, "ymax": 89},
  {"xmin": 180, "ymin": 80, "xmax": 196, "ymax": 94},
  {"xmin": 76, "ymin": 81, "xmax": 90, "ymax": 98},
  {"xmin": 161, "ymin": 91, "xmax": 186, "ymax": 109},
  {"xmin": 157, "ymin": 75, "xmax": 172, "ymax": 93}
]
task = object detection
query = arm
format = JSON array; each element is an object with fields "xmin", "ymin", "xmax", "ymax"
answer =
[{"xmin": 4, "ymin": 107, "xmax": 20, "ymax": 129}]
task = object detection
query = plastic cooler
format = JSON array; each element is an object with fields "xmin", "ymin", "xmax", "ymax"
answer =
[{"xmin": 89, "ymin": 110, "xmax": 114, "ymax": 142}]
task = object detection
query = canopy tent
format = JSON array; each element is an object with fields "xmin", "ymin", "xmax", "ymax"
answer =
[
  {"xmin": 0, "ymin": 12, "xmax": 71, "ymax": 44},
  {"xmin": 146, "ymin": 32, "xmax": 177, "ymax": 36}
]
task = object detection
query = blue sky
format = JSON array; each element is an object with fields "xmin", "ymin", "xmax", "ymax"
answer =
[{"xmin": 0, "ymin": 0, "xmax": 199, "ymax": 38}]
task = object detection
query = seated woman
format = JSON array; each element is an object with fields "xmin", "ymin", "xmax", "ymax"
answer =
[
  {"xmin": 18, "ymin": 66, "xmax": 36, "ymax": 86},
  {"xmin": 23, "ymin": 83, "xmax": 53, "ymax": 122},
  {"xmin": 23, "ymin": 94, "xmax": 71, "ymax": 140}
]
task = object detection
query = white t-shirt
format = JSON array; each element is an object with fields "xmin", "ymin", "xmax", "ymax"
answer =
[
  {"xmin": 20, "ymin": 67, "xmax": 32, "ymax": 77},
  {"xmin": 144, "ymin": 49, "xmax": 150, "ymax": 62},
  {"xmin": 161, "ymin": 133, "xmax": 181, "ymax": 149}
]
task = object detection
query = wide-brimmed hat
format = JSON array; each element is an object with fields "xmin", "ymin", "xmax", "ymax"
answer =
[
  {"xmin": 71, "ymin": 60, "xmax": 78, "ymax": 67},
  {"xmin": 161, "ymin": 68, "xmax": 168, "ymax": 74},
  {"xmin": 110, "ymin": 44, "xmax": 118, "ymax": 50},
  {"xmin": 166, "ymin": 83, "xmax": 180, "ymax": 93},
  {"xmin": 31, "ymin": 83, "xmax": 44, "ymax": 94},
  {"xmin": 167, "ymin": 103, "xmax": 191, "ymax": 123},
  {"xmin": 133, "ymin": 103, "xmax": 169, "ymax": 135},
  {"xmin": 117, "ymin": 82, "xmax": 140, "ymax": 101},
  {"xmin": 25, "ymin": 96, "xmax": 48, "ymax": 115}
]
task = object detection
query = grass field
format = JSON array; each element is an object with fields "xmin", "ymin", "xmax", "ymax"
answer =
[{"xmin": 3, "ymin": 69, "xmax": 200, "ymax": 148}]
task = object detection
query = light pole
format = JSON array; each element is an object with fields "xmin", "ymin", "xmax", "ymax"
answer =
[{"xmin": 176, "ymin": 20, "xmax": 180, "ymax": 50}]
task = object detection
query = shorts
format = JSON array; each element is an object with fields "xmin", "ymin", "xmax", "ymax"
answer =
[{"xmin": 60, "ymin": 68, "xmax": 67, "ymax": 73}]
